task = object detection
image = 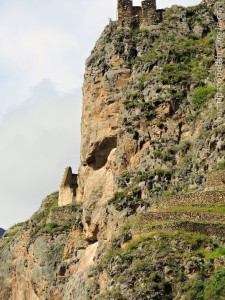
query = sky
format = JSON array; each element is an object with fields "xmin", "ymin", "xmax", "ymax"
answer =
[{"xmin": 0, "ymin": 0, "xmax": 201, "ymax": 229}]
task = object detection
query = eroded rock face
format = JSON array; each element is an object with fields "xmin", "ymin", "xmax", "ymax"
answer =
[
  {"xmin": 0, "ymin": 1, "xmax": 225, "ymax": 299},
  {"xmin": 0, "ymin": 193, "xmax": 125, "ymax": 300},
  {"xmin": 77, "ymin": 25, "xmax": 135, "ymax": 241},
  {"xmin": 77, "ymin": 0, "xmax": 224, "ymax": 243}
]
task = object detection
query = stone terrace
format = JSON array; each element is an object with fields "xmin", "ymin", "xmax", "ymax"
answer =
[{"xmin": 133, "ymin": 170, "xmax": 225, "ymax": 238}]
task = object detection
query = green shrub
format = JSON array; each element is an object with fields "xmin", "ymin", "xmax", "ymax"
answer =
[
  {"xmin": 152, "ymin": 168, "xmax": 171, "ymax": 176},
  {"xmin": 161, "ymin": 64, "xmax": 190, "ymax": 86},
  {"xmin": 109, "ymin": 192, "xmax": 127, "ymax": 205},
  {"xmin": 153, "ymin": 151, "xmax": 174, "ymax": 161},
  {"xmin": 212, "ymin": 247, "xmax": 225, "ymax": 257},
  {"xmin": 185, "ymin": 270, "xmax": 225, "ymax": 299},
  {"xmin": 132, "ymin": 259, "xmax": 150, "ymax": 272},
  {"xmin": 47, "ymin": 222, "xmax": 58, "ymax": 231},
  {"xmin": 123, "ymin": 223, "xmax": 132, "ymax": 231},
  {"xmin": 185, "ymin": 280, "xmax": 204, "ymax": 300},
  {"xmin": 217, "ymin": 160, "xmax": 225, "ymax": 170},
  {"xmin": 191, "ymin": 86, "xmax": 216, "ymax": 107},
  {"xmin": 204, "ymin": 270, "xmax": 225, "ymax": 299}
]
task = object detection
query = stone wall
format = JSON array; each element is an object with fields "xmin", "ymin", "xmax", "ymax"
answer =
[
  {"xmin": 48, "ymin": 205, "xmax": 82, "ymax": 226},
  {"xmin": 117, "ymin": 0, "xmax": 133, "ymax": 20},
  {"xmin": 58, "ymin": 167, "xmax": 78, "ymax": 207},
  {"xmin": 117, "ymin": 0, "xmax": 162, "ymax": 28},
  {"xmin": 163, "ymin": 222, "xmax": 225, "ymax": 238},
  {"xmin": 156, "ymin": 191, "xmax": 225, "ymax": 209},
  {"xmin": 141, "ymin": 211, "xmax": 225, "ymax": 223},
  {"xmin": 153, "ymin": 171, "xmax": 225, "ymax": 209},
  {"xmin": 205, "ymin": 170, "xmax": 225, "ymax": 191}
]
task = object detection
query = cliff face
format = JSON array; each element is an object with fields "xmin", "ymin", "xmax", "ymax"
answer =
[
  {"xmin": 78, "ymin": 0, "xmax": 224, "ymax": 244},
  {"xmin": 0, "ymin": 1, "xmax": 225, "ymax": 299}
]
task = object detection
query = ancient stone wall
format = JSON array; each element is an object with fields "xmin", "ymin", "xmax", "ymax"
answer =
[
  {"xmin": 117, "ymin": 0, "xmax": 133, "ymax": 20},
  {"xmin": 58, "ymin": 167, "xmax": 78, "ymax": 207},
  {"xmin": 156, "ymin": 191, "xmax": 225, "ymax": 209},
  {"xmin": 48, "ymin": 205, "xmax": 81, "ymax": 226},
  {"xmin": 153, "ymin": 171, "xmax": 225, "ymax": 209},
  {"xmin": 141, "ymin": 211, "xmax": 225, "ymax": 223},
  {"xmin": 164, "ymin": 222, "xmax": 225, "ymax": 238},
  {"xmin": 205, "ymin": 170, "xmax": 225, "ymax": 191},
  {"xmin": 117, "ymin": 0, "xmax": 162, "ymax": 27}
]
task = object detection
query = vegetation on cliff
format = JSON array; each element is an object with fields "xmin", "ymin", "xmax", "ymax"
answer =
[{"xmin": 98, "ymin": 231, "xmax": 225, "ymax": 300}]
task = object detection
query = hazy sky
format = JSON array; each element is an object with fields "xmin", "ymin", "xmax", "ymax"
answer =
[{"xmin": 0, "ymin": 0, "xmax": 201, "ymax": 229}]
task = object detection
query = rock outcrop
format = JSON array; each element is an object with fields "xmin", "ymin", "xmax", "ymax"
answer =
[{"xmin": 0, "ymin": 0, "xmax": 225, "ymax": 299}]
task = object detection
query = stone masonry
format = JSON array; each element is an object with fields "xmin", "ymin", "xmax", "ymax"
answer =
[
  {"xmin": 205, "ymin": 170, "xmax": 225, "ymax": 191},
  {"xmin": 58, "ymin": 167, "xmax": 78, "ymax": 206},
  {"xmin": 117, "ymin": 0, "xmax": 162, "ymax": 28}
]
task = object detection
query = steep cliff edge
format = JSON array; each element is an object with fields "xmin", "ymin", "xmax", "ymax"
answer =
[
  {"xmin": 0, "ymin": 1, "xmax": 225, "ymax": 299},
  {"xmin": 77, "ymin": 0, "xmax": 224, "ymax": 245}
]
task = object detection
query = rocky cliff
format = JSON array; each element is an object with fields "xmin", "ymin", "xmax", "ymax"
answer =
[{"xmin": 0, "ymin": 1, "xmax": 225, "ymax": 299}]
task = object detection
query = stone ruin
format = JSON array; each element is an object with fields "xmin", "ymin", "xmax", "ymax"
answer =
[
  {"xmin": 204, "ymin": 170, "xmax": 225, "ymax": 192},
  {"xmin": 58, "ymin": 167, "xmax": 78, "ymax": 206},
  {"xmin": 117, "ymin": 0, "xmax": 163, "ymax": 27}
]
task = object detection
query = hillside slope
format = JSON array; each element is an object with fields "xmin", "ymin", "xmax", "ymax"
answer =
[{"xmin": 0, "ymin": 1, "xmax": 225, "ymax": 299}]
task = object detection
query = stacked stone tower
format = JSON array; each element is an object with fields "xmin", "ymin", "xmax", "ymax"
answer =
[
  {"xmin": 117, "ymin": 0, "xmax": 162, "ymax": 27},
  {"xmin": 117, "ymin": 0, "xmax": 133, "ymax": 20}
]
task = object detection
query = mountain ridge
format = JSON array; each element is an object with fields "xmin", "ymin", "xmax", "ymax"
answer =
[{"xmin": 0, "ymin": 228, "xmax": 5, "ymax": 238}]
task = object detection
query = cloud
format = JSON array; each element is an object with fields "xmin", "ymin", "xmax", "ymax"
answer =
[
  {"xmin": 0, "ymin": 3, "xmax": 80, "ymax": 113},
  {"xmin": 0, "ymin": 80, "xmax": 82, "ymax": 229}
]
